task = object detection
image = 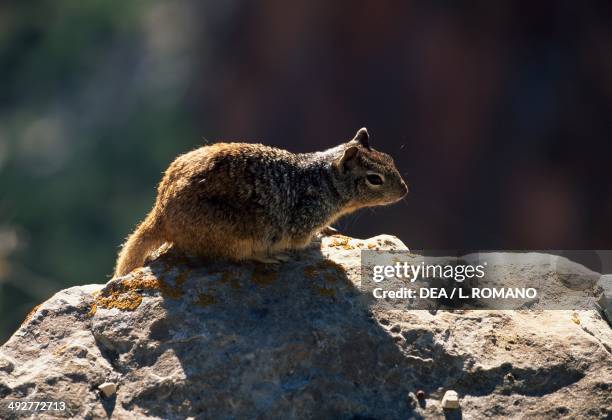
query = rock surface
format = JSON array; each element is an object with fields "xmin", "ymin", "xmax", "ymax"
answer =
[
  {"xmin": 0, "ymin": 235, "xmax": 611, "ymax": 419},
  {"xmin": 598, "ymin": 275, "xmax": 612, "ymax": 324}
]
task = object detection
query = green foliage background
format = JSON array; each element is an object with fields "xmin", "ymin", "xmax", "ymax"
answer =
[{"xmin": 0, "ymin": 1, "xmax": 200, "ymax": 342}]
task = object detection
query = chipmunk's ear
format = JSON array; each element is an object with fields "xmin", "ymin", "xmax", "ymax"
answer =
[
  {"xmin": 334, "ymin": 146, "xmax": 360, "ymax": 173},
  {"xmin": 351, "ymin": 127, "xmax": 370, "ymax": 150}
]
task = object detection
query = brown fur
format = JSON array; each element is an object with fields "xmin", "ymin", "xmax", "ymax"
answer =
[{"xmin": 114, "ymin": 128, "xmax": 407, "ymax": 277}]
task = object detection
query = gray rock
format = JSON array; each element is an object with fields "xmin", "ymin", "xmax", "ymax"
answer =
[
  {"xmin": 0, "ymin": 234, "xmax": 610, "ymax": 419},
  {"xmin": 597, "ymin": 275, "xmax": 612, "ymax": 324},
  {"xmin": 441, "ymin": 390, "xmax": 459, "ymax": 409},
  {"xmin": 98, "ymin": 382, "xmax": 117, "ymax": 398}
]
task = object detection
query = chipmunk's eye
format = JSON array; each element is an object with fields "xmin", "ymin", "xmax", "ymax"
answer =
[{"xmin": 366, "ymin": 173, "xmax": 384, "ymax": 186}]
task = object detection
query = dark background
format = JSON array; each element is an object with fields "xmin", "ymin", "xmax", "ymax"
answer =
[{"xmin": 1, "ymin": 1, "xmax": 611, "ymax": 342}]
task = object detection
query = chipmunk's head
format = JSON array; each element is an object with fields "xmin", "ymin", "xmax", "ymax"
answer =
[{"xmin": 332, "ymin": 128, "xmax": 408, "ymax": 209}]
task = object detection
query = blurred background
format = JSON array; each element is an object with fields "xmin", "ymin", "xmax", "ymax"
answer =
[{"xmin": 1, "ymin": 0, "xmax": 611, "ymax": 343}]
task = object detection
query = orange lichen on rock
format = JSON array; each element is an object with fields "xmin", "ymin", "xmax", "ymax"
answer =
[
  {"xmin": 303, "ymin": 260, "xmax": 346, "ymax": 281},
  {"xmin": 95, "ymin": 288, "xmax": 142, "ymax": 311},
  {"xmin": 86, "ymin": 303, "xmax": 97, "ymax": 318},
  {"xmin": 303, "ymin": 259, "xmax": 347, "ymax": 298},
  {"xmin": 93, "ymin": 271, "xmax": 185, "ymax": 312},
  {"xmin": 329, "ymin": 237, "xmax": 355, "ymax": 250}
]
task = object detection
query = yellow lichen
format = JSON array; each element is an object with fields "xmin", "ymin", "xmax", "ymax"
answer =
[
  {"xmin": 93, "ymin": 271, "xmax": 185, "ymax": 312},
  {"xmin": 86, "ymin": 303, "xmax": 97, "ymax": 318},
  {"xmin": 303, "ymin": 260, "xmax": 346, "ymax": 282},
  {"xmin": 329, "ymin": 237, "xmax": 355, "ymax": 250},
  {"xmin": 303, "ymin": 259, "xmax": 347, "ymax": 298},
  {"xmin": 571, "ymin": 313, "xmax": 581, "ymax": 325},
  {"xmin": 96, "ymin": 290, "xmax": 142, "ymax": 311}
]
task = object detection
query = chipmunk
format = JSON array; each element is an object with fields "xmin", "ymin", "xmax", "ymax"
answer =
[{"xmin": 114, "ymin": 128, "xmax": 408, "ymax": 277}]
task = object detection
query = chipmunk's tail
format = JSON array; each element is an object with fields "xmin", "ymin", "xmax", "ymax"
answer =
[{"xmin": 114, "ymin": 212, "xmax": 164, "ymax": 277}]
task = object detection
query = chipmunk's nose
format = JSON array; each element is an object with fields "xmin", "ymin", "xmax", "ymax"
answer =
[{"xmin": 400, "ymin": 180, "xmax": 409, "ymax": 196}]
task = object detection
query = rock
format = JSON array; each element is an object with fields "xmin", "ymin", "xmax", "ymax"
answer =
[
  {"xmin": 597, "ymin": 275, "xmax": 611, "ymax": 324},
  {"xmin": 0, "ymin": 356, "xmax": 14, "ymax": 374},
  {"xmin": 441, "ymin": 390, "xmax": 460, "ymax": 409},
  {"xmin": 0, "ymin": 234, "xmax": 611, "ymax": 419},
  {"xmin": 98, "ymin": 382, "xmax": 117, "ymax": 398}
]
